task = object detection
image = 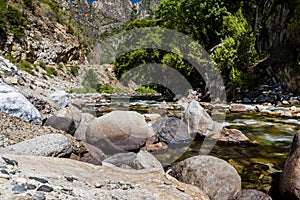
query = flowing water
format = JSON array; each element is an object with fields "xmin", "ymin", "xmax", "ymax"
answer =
[{"xmin": 84, "ymin": 99, "xmax": 299, "ymax": 195}]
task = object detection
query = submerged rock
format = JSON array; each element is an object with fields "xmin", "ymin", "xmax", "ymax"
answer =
[
  {"xmin": 217, "ymin": 128, "xmax": 251, "ymax": 144},
  {"xmin": 0, "ymin": 84, "xmax": 42, "ymax": 125},
  {"xmin": 173, "ymin": 155, "xmax": 241, "ymax": 200},
  {"xmin": 280, "ymin": 131, "xmax": 300, "ymax": 200}
]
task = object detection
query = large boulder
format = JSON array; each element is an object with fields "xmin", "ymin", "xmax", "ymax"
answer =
[
  {"xmin": 56, "ymin": 105, "xmax": 82, "ymax": 128},
  {"xmin": 239, "ymin": 189, "xmax": 272, "ymax": 200},
  {"xmin": 152, "ymin": 117, "xmax": 192, "ymax": 144},
  {"xmin": 79, "ymin": 141, "xmax": 107, "ymax": 165},
  {"xmin": 0, "ymin": 154, "xmax": 210, "ymax": 200},
  {"xmin": 86, "ymin": 111, "xmax": 154, "ymax": 153},
  {"xmin": 44, "ymin": 116, "xmax": 76, "ymax": 135},
  {"xmin": 0, "ymin": 84, "xmax": 42, "ymax": 125},
  {"xmin": 173, "ymin": 155, "xmax": 241, "ymax": 200},
  {"xmin": 280, "ymin": 131, "xmax": 300, "ymax": 199},
  {"xmin": 0, "ymin": 134, "xmax": 73, "ymax": 157},
  {"xmin": 183, "ymin": 100, "xmax": 222, "ymax": 137},
  {"xmin": 74, "ymin": 113, "xmax": 95, "ymax": 141}
]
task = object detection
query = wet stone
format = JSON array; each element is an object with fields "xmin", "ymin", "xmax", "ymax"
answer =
[
  {"xmin": 29, "ymin": 176, "xmax": 48, "ymax": 184},
  {"xmin": 12, "ymin": 185, "xmax": 27, "ymax": 193},
  {"xmin": 37, "ymin": 185, "xmax": 53, "ymax": 192}
]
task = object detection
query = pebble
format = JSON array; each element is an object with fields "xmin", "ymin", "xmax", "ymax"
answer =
[
  {"xmin": 94, "ymin": 182, "xmax": 103, "ymax": 188},
  {"xmin": 2, "ymin": 157, "xmax": 18, "ymax": 166},
  {"xmin": 26, "ymin": 183, "xmax": 37, "ymax": 190},
  {"xmin": 37, "ymin": 185, "xmax": 53, "ymax": 192},
  {"xmin": 65, "ymin": 176, "xmax": 74, "ymax": 182},
  {"xmin": 1, "ymin": 169, "xmax": 9, "ymax": 175},
  {"xmin": 29, "ymin": 176, "xmax": 48, "ymax": 184},
  {"xmin": 12, "ymin": 185, "xmax": 27, "ymax": 193},
  {"xmin": 33, "ymin": 193, "xmax": 46, "ymax": 200}
]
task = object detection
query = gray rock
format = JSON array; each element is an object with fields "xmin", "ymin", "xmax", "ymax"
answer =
[
  {"xmin": 229, "ymin": 104, "xmax": 247, "ymax": 112},
  {"xmin": 130, "ymin": 150, "xmax": 163, "ymax": 171},
  {"xmin": 80, "ymin": 141, "xmax": 107, "ymax": 164},
  {"xmin": 86, "ymin": 111, "xmax": 153, "ymax": 153},
  {"xmin": 44, "ymin": 116, "xmax": 76, "ymax": 135},
  {"xmin": 183, "ymin": 100, "xmax": 222, "ymax": 137},
  {"xmin": 216, "ymin": 128, "xmax": 251, "ymax": 143},
  {"xmin": 0, "ymin": 84, "xmax": 42, "ymax": 125},
  {"xmin": 102, "ymin": 152, "xmax": 137, "ymax": 168},
  {"xmin": 56, "ymin": 105, "xmax": 82, "ymax": 128},
  {"xmin": 0, "ymin": 154, "xmax": 210, "ymax": 200},
  {"xmin": 239, "ymin": 189, "xmax": 272, "ymax": 200},
  {"xmin": 173, "ymin": 155, "xmax": 241, "ymax": 200},
  {"xmin": 0, "ymin": 134, "xmax": 73, "ymax": 157},
  {"xmin": 152, "ymin": 117, "xmax": 192, "ymax": 144},
  {"xmin": 74, "ymin": 113, "xmax": 95, "ymax": 141},
  {"xmin": 12, "ymin": 185, "xmax": 27, "ymax": 193},
  {"xmin": 49, "ymin": 91, "xmax": 70, "ymax": 108},
  {"xmin": 280, "ymin": 131, "xmax": 300, "ymax": 200}
]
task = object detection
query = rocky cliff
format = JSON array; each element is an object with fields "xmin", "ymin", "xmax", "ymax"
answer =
[
  {"xmin": 255, "ymin": 0, "xmax": 300, "ymax": 93},
  {"xmin": 0, "ymin": 0, "xmax": 161, "ymax": 65},
  {"xmin": 0, "ymin": 0, "xmax": 84, "ymax": 65}
]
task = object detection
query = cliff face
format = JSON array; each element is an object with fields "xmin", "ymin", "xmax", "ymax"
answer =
[
  {"xmin": 255, "ymin": 0, "xmax": 300, "ymax": 93},
  {"xmin": 0, "ymin": 0, "xmax": 84, "ymax": 65},
  {"xmin": 0, "ymin": 0, "xmax": 160, "ymax": 65}
]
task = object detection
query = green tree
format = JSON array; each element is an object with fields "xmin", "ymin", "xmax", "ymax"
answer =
[
  {"xmin": 156, "ymin": 0, "xmax": 228, "ymax": 49},
  {"xmin": 211, "ymin": 9, "xmax": 259, "ymax": 88}
]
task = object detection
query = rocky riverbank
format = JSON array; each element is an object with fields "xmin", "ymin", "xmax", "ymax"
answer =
[{"xmin": 0, "ymin": 55, "xmax": 299, "ymax": 199}]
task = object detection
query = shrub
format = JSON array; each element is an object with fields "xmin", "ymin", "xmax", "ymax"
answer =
[
  {"xmin": 136, "ymin": 86, "xmax": 157, "ymax": 94},
  {"xmin": 46, "ymin": 66, "xmax": 58, "ymax": 76},
  {"xmin": 16, "ymin": 60, "xmax": 35, "ymax": 75},
  {"xmin": 39, "ymin": 61, "xmax": 46, "ymax": 69},
  {"xmin": 96, "ymin": 84, "xmax": 114, "ymax": 94},
  {"xmin": 70, "ymin": 65, "xmax": 79, "ymax": 76}
]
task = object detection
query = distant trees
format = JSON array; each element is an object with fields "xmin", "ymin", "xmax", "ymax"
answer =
[{"xmin": 113, "ymin": 0, "xmax": 260, "ymax": 93}]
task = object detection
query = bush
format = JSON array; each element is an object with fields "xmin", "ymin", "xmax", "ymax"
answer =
[
  {"xmin": 136, "ymin": 86, "xmax": 157, "ymax": 94},
  {"xmin": 17, "ymin": 60, "xmax": 35, "ymax": 75},
  {"xmin": 96, "ymin": 84, "xmax": 114, "ymax": 94},
  {"xmin": 70, "ymin": 65, "xmax": 79, "ymax": 76},
  {"xmin": 39, "ymin": 61, "xmax": 46, "ymax": 69},
  {"xmin": 46, "ymin": 66, "xmax": 58, "ymax": 76}
]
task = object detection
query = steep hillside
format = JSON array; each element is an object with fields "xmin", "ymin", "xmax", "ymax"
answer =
[{"xmin": 0, "ymin": 0, "xmax": 84, "ymax": 65}]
